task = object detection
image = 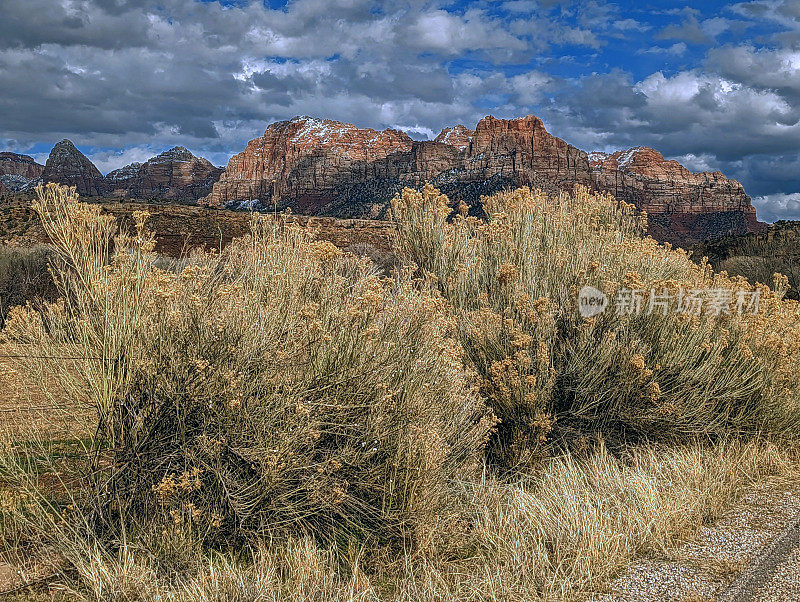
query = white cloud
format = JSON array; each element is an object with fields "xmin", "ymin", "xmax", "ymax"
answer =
[
  {"xmin": 391, "ymin": 125, "xmax": 436, "ymax": 139},
  {"xmin": 87, "ymin": 147, "xmax": 161, "ymax": 175},
  {"xmin": 637, "ymin": 42, "xmax": 688, "ymax": 55},
  {"xmin": 753, "ymin": 192, "xmax": 800, "ymax": 222}
]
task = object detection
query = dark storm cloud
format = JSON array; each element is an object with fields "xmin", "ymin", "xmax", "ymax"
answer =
[
  {"xmin": 0, "ymin": 0, "xmax": 542, "ymax": 151},
  {"xmin": 0, "ymin": 0, "xmax": 155, "ymax": 50}
]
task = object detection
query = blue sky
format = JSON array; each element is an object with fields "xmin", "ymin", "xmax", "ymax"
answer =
[{"xmin": 1, "ymin": 0, "xmax": 800, "ymax": 220}]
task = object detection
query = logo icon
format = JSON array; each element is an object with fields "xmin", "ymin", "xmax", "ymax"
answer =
[{"xmin": 578, "ymin": 286, "xmax": 608, "ymax": 317}]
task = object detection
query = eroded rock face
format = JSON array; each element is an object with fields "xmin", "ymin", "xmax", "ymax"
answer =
[
  {"xmin": 106, "ymin": 147, "xmax": 223, "ymax": 201},
  {"xmin": 205, "ymin": 114, "xmax": 592, "ymax": 217},
  {"xmin": 0, "ymin": 152, "xmax": 44, "ymax": 180},
  {"xmin": 201, "ymin": 114, "xmax": 762, "ymax": 242},
  {"xmin": 463, "ymin": 115, "xmax": 593, "ymax": 194},
  {"xmin": 42, "ymin": 140, "xmax": 106, "ymax": 196},
  {"xmin": 434, "ymin": 125, "xmax": 474, "ymax": 150},
  {"xmin": 205, "ymin": 117, "xmax": 414, "ymax": 212},
  {"xmin": 589, "ymin": 147, "xmax": 761, "ymax": 243}
]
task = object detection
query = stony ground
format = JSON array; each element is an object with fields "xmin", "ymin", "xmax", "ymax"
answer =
[
  {"xmin": 750, "ymin": 545, "xmax": 800, "ymax": 601},
  {"xmin": 590, "ymin": 481, "xmax": 800, "ymax": 601}
]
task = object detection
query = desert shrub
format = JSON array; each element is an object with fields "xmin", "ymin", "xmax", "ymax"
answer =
[
  {"xmin": 0, "ymin": 244, "xmax": 58, "ymax": 328},
  {"xmin": 343, "ymin": 242, "xmax": 401, "ymax": 275},
  {"xmin": 2, "ymin": 184, "xmax": 494, "ymax": 551},
  {"xmin": 719, "ymin": 254, "xmax": 800, "ymax": 300},
  {"xmin": 393, "ymin": 184, "xmax": 800, "ymax": 465},
  {"xmin": 3, "ymin": 184, "xmax": 800, "ymax": 601}
]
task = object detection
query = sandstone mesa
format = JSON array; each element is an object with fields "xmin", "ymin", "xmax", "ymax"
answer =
[{"xmin": 0, "ymin": 115, "xmax": 764, "ymax": 244}]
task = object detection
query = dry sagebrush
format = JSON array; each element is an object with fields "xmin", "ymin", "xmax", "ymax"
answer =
[
  {"xmin": 2, "ymin": 183, "xmax": 494, "ymax": 551},
  {"xmin": 3, "ymin": 183, "xmax": 800, "ymax": 601},
  {"xmin": 392, "ymin": 184, "xmax": 800, "ymax": 465}
]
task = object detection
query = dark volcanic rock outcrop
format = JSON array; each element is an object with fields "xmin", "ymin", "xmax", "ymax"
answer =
[
  {"xmin": 42, "ymin": 140, "xmax": 106, "ymax": 196},
  {"xmin": 107, "ymin": 147, "xmax": 223, "ymax": 201}
]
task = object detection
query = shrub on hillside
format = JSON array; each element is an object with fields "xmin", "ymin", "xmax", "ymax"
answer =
[
  {"xmin": 719, "ymin": 254, "xmax": 799, "ymax": 300},
  {"xmin": 2, "ymin": 183, "xmax": 494, "ymax": 550},
  {"xmin": 0, "ymin": 244, "xmax": 58, "ymax": 328},
  {"xmin": 393, "ymin": 185, "xmax": 800, "ymax": 466}
]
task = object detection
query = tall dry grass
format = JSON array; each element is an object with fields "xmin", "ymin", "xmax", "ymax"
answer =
[
  {"xmin": 2, "ymin": 437, "xmax": 793, "ymax": 601},
  {"xmin": 1, "ymin": 183, "xmax": 800, "ymax": 601}
]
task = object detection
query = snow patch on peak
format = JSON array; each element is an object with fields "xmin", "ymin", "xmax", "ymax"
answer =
[
  {"xmin": 0, "ymin": 174, "xmax": 36, "ymax": 191},
  {"xmin": 588, "ymin": 152, "xmax": 609, "ymax": 165},
  {"xmin": 106, "ymin": 163, "xmax": 142, "ymax": 180},
  {"xmin": 435, "ymin": 125, "xmax": 473, "ymax": 150},
  {"xmin": 614, "ymin": 147, "xmax": 654, "ymax": 169},
  {"xmin": 151, "ymin": 146, "xmax": 195, "ymax": 164},
  {"xmin": 616, "ymin": 148, "xmax": 639, "ymax": 168},
  {"xmin": 291, "ymin": 117, "xmax": 361, "ymax": 144}
]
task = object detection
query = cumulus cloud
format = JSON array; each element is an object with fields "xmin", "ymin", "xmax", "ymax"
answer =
[
  {"xmin": 87, "ymin": 147, "xmax": 166, "ymax": 175},
  {"xmin": 637, "ymin": 42, "xmax": 688, "ymax": 55},
  {"xmin": 1, "ymin": 0, "xmax": 800, "ymax": 219},
  {"xmin": 657, "ymin": 13, "xmax": 714, "ymax": 45},
  {"xmin": 0, "ymin": 0, "xmax": 582, "ymax": 157},
  {"xmin": 753, "ymin": 192, "xmax": 800, "ymax": 222}
]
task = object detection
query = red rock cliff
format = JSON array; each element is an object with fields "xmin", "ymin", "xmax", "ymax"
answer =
[
  {"xmin": 0, "ymin": 152, "xmax": 44, "ymax": 179},
  {"xmin": 199, "ymin": 114, "xmax": 761, "ymax": 242},
  {"xmin": 589, "ymin": 147, "xmax": 761, "ymax": 242},
  {"xmin": 205, "ymin": 117, "xmax": 413, "ymax": 212},
  {"xmin": 463, "ymin": 115, "xmax": 592, "ymax": 193}
]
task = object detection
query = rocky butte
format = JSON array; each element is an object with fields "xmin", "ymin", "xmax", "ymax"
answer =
[
  {"xmin": 106, "ymin": 147, "xmax": 223, "ymax": 202},
  {"xmin": 41, "ymin": 139, "xmax": 106, "ymax": 197},
  {"xmin": 204, "ymin": 116, "xmax": 415, "ymax": 215},
  {"xmin": 589, "ymin": 147, "xmax": 762, "ymax": 243},
  {"xmin": 0, "ymin": 152, "xmax": 44, "ymax": 180},
  {"xmin": 204, "ymin": 115, "xmax": 593, "ymax": 219},
  {"xmin": 204, "ymin": 115, "xmax": 760, "ymax": 244}
]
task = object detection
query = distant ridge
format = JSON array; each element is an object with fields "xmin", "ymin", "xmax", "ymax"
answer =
[
  {"xmin": 1, "ymin": 116, "xmax": 764, "ymax": 244},
  {"xmin": 203, "ymin": 114, "xmax": 761, "ymax": 244}
]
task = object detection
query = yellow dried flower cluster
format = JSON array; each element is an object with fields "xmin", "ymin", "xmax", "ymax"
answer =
[{"xmin": 153, "ymin": 468, "xmax": 203, "ymax": 503}]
